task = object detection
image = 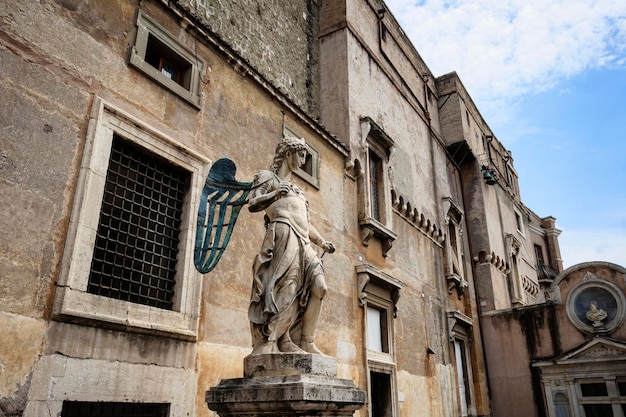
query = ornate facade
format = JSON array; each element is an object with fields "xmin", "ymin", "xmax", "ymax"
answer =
[{"xmin": 1, "ymin": 1, "xmax": 620, "ymax": 417}]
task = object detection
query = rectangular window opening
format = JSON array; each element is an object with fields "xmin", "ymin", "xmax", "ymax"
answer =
[
  {"xmin": 454, "ymin": 339, "xmax": 471, "ymax": 416},
  {"xmin": 302, "ymin": 152, "xmax": 314, "ymax": 177},
  {"xmin": 370, "ymin": 371, "xmax": 393, "ymax": 417},
  {"xmin": 61, "ymin": 401, "xmax": 170, "ymax": 417},
  {"xmin": 582, "ymin": 403, "xmax": 614, "ymax": 417},
  {"xmin": 534, "ymin": 244, "xmax": 545, "ymax": 265},
  {"xmin": 367, "ymin": 306, "xmax": 389, "ymax": 353},
  {"xmin": 87, "ymin": 135, "xmax": 190, "ymax": 310},
  {"xmin": 369, "ymin": 149, "xmax": 383, "ymax": 222},
  {"xmin": 145, "ymin": 34, "xmax": 192, "ymax": 89},
  {"xmin": 580, "ymin": 382, "xmax": 609, "ymax": 397}
]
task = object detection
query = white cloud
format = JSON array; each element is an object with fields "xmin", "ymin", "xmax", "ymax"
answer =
[
  {"xmin": 559, "ymin": 228, "xmax": 626, "ymax": 269},
  {"xmin": 385, "ymin": 0, "xmax": 626, "ymax": 270},
  {"xmin": 385, "ymin": 0, "xmax": 626, "ymax": 106}
]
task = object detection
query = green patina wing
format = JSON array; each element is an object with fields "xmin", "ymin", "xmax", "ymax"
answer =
[{"xmin": 194, "ymin": 158, "xmax": 252, "ymax": 274}]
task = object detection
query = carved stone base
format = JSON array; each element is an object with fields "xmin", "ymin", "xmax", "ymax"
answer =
[{"xmin": 206, "ymin": 353, "xmax": 366, "ymax": 417}]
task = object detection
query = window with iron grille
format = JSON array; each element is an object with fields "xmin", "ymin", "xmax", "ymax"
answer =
[
  {"xmin": 55, "ymin": 98, "xmax": 206, "ymax": 339},
  {"xmin": 88, "ymin": 135, "xmax": 190, "ymax": 310},
  {"xmin": 61, "ymin": 401, "xmax": 170, "ymax": 417}
]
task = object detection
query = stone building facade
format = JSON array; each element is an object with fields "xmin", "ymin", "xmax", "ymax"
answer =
[
  {"xmin": 481, "ymin": 262, "xmax": 626, "ymax": 417},
  {"xmin": 1, "ymin": 1, "xmax": 610, "ymax": 417}
]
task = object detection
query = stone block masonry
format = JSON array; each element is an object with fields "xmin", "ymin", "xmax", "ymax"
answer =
[{"xmin": 178, "ymin": 0, "xmax": 321, "ymax": 117}]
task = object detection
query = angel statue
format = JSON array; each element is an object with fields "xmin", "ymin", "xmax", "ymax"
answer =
[
  {"xmin": 247, "ymin": 136, "xmax": 335, "ymax": 355},
  {"xmin": 193, "ymin": 136, "xmax": 335, "ymax": 356}
]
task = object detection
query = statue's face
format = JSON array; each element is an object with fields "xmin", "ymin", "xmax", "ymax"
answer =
[{"xmin": 287, "ymin": 149, "xmax": 307, "ymax": 171}]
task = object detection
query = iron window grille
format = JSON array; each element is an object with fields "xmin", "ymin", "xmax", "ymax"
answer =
[{"xmin": 87, "ymin": 135, "xmax": 190, "ymax": 310}]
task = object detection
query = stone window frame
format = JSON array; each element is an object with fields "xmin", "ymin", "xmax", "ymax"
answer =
[
  {"xmin": 448, "ymin": 311, "xmax": 476, "ymax": 417},
  {"xmin": 130, "ymin": 11, "xmax": 206, "ymax": 109},
  {"xmin": 25, "ymin": 353, "xmax": 195, "ymax": 416},
  {"xmin": 575, "ymin": 377, "xmax": 626, "ymax": 416},
  {"xmin": 358, "ymin": 117, "xmax": 397, "ymax": 257},
  {"xmin": 356, "ymin": 264, "xmax": 402, "ymax": 417},
  {"xmin": 53, "ymin": 97, "xmax": 208, "ymax": 340},
  {"xmin": 542, "ymin": 377, "xmax": 626, "ymax": 417},
  {"xmin": 533, "ymin": 338, "xmax": 626, "ymax": 417},
  {"xmin": 514, "ymin": 207, "xmax": 526, "ymax": 236},
  {"xmin": 283, "ymin": 126, "xmax": 320, "ymax": 189},
  {"xmin": 443, "ymin": 197, "xmax": 468, "ymax": 297}
]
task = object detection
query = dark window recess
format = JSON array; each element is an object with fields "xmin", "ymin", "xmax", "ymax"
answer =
[
  {"xmin": 88, "ymin": 135, "xmax": 190, "ymax": 310},
  {"xmin": 144, "ymin": 34, "xmax": 192, "ymax": 89},
  {"xmin": 534, "ymin": 244, "xmax": 545, "ymax": 265},
  {"xmin": 535, "ymin": 244, "xmax": 557, "ymax": 280},
  {"xmin": 580, "ymin": 382, "xmax": 609, "ymax": 397},
  {"xmin": 302, "ymin": 152, "xmax": 314, "ymax": 177},
  {"xmin": 583, "ymin": 404, "xmax": 614, "ymax": 417},
  {"xmin": 370, "ymin": 371, "xmax": 393, "ymax": 417},
  {"xmin": 369, "ymin": 150, "xmax": 383, "ymax": 221},
  {"xmin": 61, "ymin": 401, "xmax": 170, "ymax": 417},
  {"xmin": 618, "ymin": 381, "xmax": 626, "ymax": 396}
]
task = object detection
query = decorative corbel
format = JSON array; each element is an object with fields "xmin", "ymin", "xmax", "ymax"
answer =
[
  {"xmin": 357, "ymin": 272, "xmax": 370, "ymax": 306},
  {"xmin": 356, "ymin": 264, "xmax": 403, "ymax": 315}
]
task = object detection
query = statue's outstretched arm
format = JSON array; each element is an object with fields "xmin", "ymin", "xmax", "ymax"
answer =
[{"xmin": 309, "ymin": 225, "xmax": 335, "ymax": 253}]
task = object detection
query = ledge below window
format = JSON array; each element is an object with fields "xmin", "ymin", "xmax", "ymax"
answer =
[
  {"xmin": 359, "ymin": 217, "xmax": 398, "ymax": 257},
  {"xmin": 446, "ymin": 273, "xmax": 469, "ymax": 299}
]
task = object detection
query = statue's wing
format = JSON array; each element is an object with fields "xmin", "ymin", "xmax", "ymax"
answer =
[{"xmin": 194, "ymin": 158, "xmax": 253, "ymax": 274}]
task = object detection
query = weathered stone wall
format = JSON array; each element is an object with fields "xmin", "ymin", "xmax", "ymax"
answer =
[
  {"xmin": 481, "ymin": 262, "xmax": 626, "ymax": 417},
  {"xmin": 1, "ymin": 0, "xmax": 97, "ymax": 411},
  {"xmin": 1, "ymin": 1, "xmax": 570, "ymax": 417},
  {"xmin": 0, "ymin": 0, "xmax": 341, "ymax": 415},
  {"xmin": 481, "ymin": 306, "xmax": 551, "ymax": 417},
  {"xmin": 178, "ymin": 0, "xmax": 320, "ymax": 117},
  {"xmin": 319, "ymin": 1, "xmax": 491, "ymax": 416}
]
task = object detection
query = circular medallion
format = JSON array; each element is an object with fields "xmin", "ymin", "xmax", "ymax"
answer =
[{"xmin": 566, "ymin": 275, "xmax": 625, "ymax": 335}]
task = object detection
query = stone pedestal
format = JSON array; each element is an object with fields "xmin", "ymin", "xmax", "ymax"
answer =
[{"xmin": 206, "ymin": 353, "xmax": 365, "ymax": 417}]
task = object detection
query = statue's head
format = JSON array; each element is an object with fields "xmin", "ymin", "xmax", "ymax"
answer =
[{"xmin": 270, "ymin": 136, "xmax": 309, "ymax": 173}]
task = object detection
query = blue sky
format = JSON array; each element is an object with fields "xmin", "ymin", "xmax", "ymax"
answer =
[{"xmin": 385, "ymin": 0, "xmax": 626, "ymax": 268}]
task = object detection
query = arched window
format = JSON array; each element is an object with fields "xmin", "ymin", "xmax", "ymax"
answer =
[{"xmin": 554, "ymin": 393, "xmax": 571, "ymax": 417}]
